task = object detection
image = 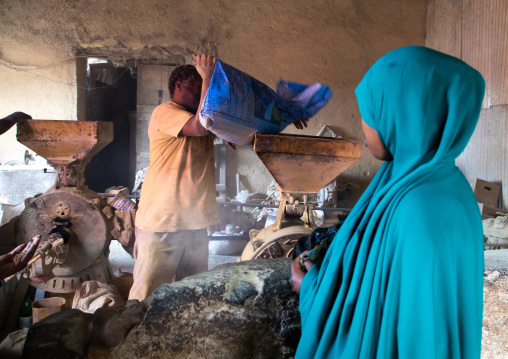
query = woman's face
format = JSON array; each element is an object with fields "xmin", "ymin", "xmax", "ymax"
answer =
[{"xmin": 361, "ymin": 119, "xmax": 392, "ymax": 161}]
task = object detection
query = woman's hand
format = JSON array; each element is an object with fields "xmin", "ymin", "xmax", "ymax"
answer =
[{"xmin": 291, "ymin": 252, "xmax": 315, "ymax": 295}]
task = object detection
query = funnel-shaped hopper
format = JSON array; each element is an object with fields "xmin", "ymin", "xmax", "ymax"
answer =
[
  {"xmin": 17, "ymin": 120, "xmax": 113, "ymax": 166},
  {"xmin": 17, "ymin": 120, "xmax": 113, "ymax": 186},
  {"xmin": 254, "ymin": 133, "xmax": 361, "ymax": 193}
]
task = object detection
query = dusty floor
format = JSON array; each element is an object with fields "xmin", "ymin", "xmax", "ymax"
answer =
[
  {"xmin": 483, "ymin": 270, "xmax": 508, "ymax": 358},
  {"xmin": 483, "ymin": 250, "xmax": 508, "ymax": 358}
]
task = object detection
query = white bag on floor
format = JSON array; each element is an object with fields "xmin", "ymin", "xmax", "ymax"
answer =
[{"xmin": 72, "ymin": 280, "xmax": 125, "ymax": 314}]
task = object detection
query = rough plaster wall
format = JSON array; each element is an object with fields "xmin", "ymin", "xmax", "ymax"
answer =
[
  {"xmin": 0, "ymin": 62, "xmax": 77, "ymax": 164},
  {"xmin": 0, "ymin": 0, "xmax": 426, "ymax": 201}
]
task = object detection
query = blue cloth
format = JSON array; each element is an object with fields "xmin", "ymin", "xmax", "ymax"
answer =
[{"xmin": 297, "ymin": 46, "xmax": 485, "ymax": 358}]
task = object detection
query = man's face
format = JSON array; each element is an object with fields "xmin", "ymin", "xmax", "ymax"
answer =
[{"xmin": 178, "ymin": 78, "xmax": 202, "ymax": 113}]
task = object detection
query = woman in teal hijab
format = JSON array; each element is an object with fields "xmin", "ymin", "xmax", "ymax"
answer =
[{"xmin": 292, "ymin": 46, "xmax": 485, "ymax": 358}]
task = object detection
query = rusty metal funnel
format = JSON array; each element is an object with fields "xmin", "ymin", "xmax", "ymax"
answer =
[
  {"xmin": 253, "ymin": 133, "xmax": 361, "ymax": 193},
  {"xmin": 17, "ymin": 120, "xmax": 114, "ymax": 187}
]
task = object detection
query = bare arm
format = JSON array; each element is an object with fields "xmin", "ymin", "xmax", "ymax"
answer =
[
  {"xmin": 180, "ymin": 54, "xmax": 216, "ymax": 137},
  {"xmin": 0, "ymin": 112, "xmax": 32, "ymax": 135}
]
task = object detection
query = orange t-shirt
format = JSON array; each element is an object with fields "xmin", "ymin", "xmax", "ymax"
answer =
[{"xmin": 135, "ymin": 102, "xmax": 219, "ymax": 232}]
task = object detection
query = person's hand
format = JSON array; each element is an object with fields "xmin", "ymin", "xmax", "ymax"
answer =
[
  {"xmin": 192, "ymin": 54, "xmax": 216, "ymax": 82},
  {"xmin": 3, "ymin": 112, "xmax": 32, "ymax": 123},
  {"xmin": 291, "ymin": 252, "xmax": 314, "ymax": 295},
  {"xmin": 0, "ymin": 235, "xmax": 41, "ymax": 281},
  {"xmin": 0, "ymin": 112, "xmax": 32, "ymax": 136},
  {"xmin": 293, "ymin": 118, "xmax": 309, "ymax": 130}
]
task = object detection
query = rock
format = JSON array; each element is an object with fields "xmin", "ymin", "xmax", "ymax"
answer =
[
  {"xmin": 22, "ymin": 309, "xmax": 93, "ymax": 359},
  {"xmin": 112, "ymin": 258, "xmax": 300, "ymax": 359},
  {"xmin": 90, "ymin": 301, "xmax": 147, "ymax": 348}
]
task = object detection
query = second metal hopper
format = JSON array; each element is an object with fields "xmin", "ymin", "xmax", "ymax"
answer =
[
  {"xmin": 253, "ymin": 133, "xmax": 361, "ymax": 194},
  {"xmin": 239, "ymin": 133, "xmax": 362, "ymax": 261}
]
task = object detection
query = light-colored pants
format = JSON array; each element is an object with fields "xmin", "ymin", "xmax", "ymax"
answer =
[{"xmin": 128, "ymin": 227, "xmax": 208, "ymax": 301}]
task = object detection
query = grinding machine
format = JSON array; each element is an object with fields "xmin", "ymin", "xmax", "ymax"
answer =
[
  {"xmin": 1, "ymin": 120, "xmax": 133, "ymax": 294},
  {"xmin": 239, "ymin": 133, "xmax": 361, "ymax": 261}
]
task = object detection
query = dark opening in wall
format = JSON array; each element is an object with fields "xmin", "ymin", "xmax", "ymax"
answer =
[{"xmin": 84, "ymin": 58, "xmax": 137, "ymax": 192}]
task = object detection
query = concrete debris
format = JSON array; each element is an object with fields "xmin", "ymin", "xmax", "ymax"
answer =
[
  {"xmin": 485, "ymin": 270, "xmax": 501, "ymax": 283},
  {"xmin": 483, "ymin": 215, "xmax": 508, "ymax": 248}
]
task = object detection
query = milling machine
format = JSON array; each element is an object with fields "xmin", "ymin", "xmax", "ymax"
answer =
[
  {"xmin": 239, "ymin": 133, "xmax": 361, "ymax": 261},
  {"xmin": 1, "ymin": 120, "xmax": 134, "ymax": 294}
]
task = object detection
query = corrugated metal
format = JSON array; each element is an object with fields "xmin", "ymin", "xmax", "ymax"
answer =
[
  {"xmin": 428, "ymin": 0, "xmax": 508, "ymax": 109},
  {"xmin": 427, "ymin": 0, "xmax": 508, "ymax": 210},
  {"xmin": 425, "ymin": 0, "xmax": 462, "ymax": 58},
  {"xmin": 456, "ymin": 106, "xmax": 508, "ymax": 209},
  {"xmin": 462, "ymin": 0, "xmax": 508, "ymax": 108}
]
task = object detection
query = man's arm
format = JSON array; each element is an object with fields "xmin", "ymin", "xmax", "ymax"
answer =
[
  {"xmin": 0, "ymin": 112, "xmax": 32, "ymax": 135},
  {"xmin": 180, "ymin": 54, "xmax": 216, "ymax": 137}
]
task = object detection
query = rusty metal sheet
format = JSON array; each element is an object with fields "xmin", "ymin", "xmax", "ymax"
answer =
[
  {"xmin": 253, "ymin": 133, "xmax": 361, "ymax": 193},
  {"xmin": 428, "ymin": 0, "xmax": 508, "ymax": 109},
  {"xmin": 425, "ymin": 0, "xmax": 462, "ymax": 58}
]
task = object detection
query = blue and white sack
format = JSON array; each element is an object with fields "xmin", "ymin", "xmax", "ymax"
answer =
[{"xmin": 199, "ymin": 60, "xmax": 333, "ymax": 146}]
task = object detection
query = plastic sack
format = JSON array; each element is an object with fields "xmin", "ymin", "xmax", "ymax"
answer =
[
  {"xmin": 200, "ymin": 60, "xmax": 333, "ymax": 146},
  {"xmin": 72, "ymin": 280, "xmax": 125, "ymax": 314}
]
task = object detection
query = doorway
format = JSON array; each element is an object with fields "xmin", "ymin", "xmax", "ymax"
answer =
[{"xmin": 83, "ymin": 59, "xmax": 137, "ymax": 192}]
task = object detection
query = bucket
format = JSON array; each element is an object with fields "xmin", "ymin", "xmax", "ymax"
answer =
[{"xmin": 32, "ymin": 297, "xmax": 66, "ymax": 324}]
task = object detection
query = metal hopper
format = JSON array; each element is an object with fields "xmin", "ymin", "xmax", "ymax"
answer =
[
  {"xmin": 16, "ymin": 120, "xmax": 114, "ymax": 187},
  {"xmin": 253, "ymin": 133, "xmax": 361, "ymax": 194},
  {"xmin": 239, "ymin": 133, "xmax": 361, "ymax": 261}
]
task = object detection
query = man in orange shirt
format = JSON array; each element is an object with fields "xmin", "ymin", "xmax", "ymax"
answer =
[{"xmin": 129, "ymin": 54, "xmax": 220, "ymax": 301}]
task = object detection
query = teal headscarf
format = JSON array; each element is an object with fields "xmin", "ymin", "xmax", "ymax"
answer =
[{"xmin": 297, "ymin": 46, "xmax": 485, "ymax": 358}]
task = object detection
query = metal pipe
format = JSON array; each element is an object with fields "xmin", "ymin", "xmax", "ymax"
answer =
[
  {"xmin": 216, "ymin": 199, "xmax": 351, "ymax": 212},
  {"xmin": 98, "ymin": 194, "xmax": 351, "ymax": 212},
  {"xmin": 236, "ymin": 173, "xmax": 240, "ymax": 197}
]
